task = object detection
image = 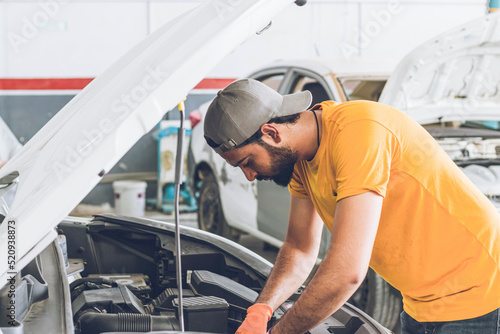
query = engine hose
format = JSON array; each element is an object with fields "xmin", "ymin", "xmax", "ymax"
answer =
[
  {"xmin": 69, "ymin": 277, "xmax": 114, "ymax": 291},
  {"xmin": 69, "ymin": 277, "xmax": 116, "ymax": 302},
  {"xmin": 77, "ymin": 312, "xmax": 180, "ymax": 334}
]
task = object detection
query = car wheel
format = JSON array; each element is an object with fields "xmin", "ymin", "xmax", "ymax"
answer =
[
  {"xmin": 349, "ymin": 269, "xmax": 402, "ymax": 330},
  {"xmin": 197, "ymin": 172, "xmax": 240, "ymax": 242}
]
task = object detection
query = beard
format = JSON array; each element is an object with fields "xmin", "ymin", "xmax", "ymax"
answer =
[{"xmin": 255, "ymin": 140, "xmax": 299, "ymax": 187}]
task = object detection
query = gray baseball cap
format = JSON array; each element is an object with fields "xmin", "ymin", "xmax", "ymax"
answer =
[{"xmin": 204, "ymin": 78, "xmax": 312, "ymax": 154}]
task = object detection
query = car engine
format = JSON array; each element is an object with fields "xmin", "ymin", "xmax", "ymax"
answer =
[{"xmin": 70, "ymin": 270, "xmax": 260, "ymax": 334}]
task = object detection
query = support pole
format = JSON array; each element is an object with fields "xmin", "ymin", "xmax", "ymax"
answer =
[{"xmin": 174, "ymin": 98, "xmax": 187, "ymax": 332}]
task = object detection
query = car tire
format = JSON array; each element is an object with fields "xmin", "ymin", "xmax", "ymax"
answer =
[
  {"xmin": 197, "ymin": 172, "xmax": 240, "ymax": 242},
  {"xmin": 349, "ymin": 269, "xmax": 402, "ymax": 331}
]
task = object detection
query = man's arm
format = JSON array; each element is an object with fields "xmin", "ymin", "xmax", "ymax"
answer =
[
  {"xmin": 271, "ymin": 191, "xmax": 383, "ymax": 334},
  {"xmin": 256, "ymin": 194, "xmax": 325, "ymax": 310}
]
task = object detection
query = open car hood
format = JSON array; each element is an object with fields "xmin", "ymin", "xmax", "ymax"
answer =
[
  {"xmin": 379, "ymin": 12, "xmax": 500, "ymax": 124},
  {"xmin": 0, "ymin": 0, "xmax": 299, "ymax": 289}
]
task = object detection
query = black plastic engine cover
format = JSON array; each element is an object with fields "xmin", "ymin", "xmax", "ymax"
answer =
[
  {"xmin": 173, "ymin": 296, "xmax": 229, "ymax": 333},
  {"xmin": 188, "ymin": 270, "xmax": 258, "ymax": 308},
  {"xmin": 72, "ymin": 284, "xmax": 145, "ymax": 320}
]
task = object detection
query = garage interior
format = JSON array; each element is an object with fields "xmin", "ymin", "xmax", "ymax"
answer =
[{"xmin": 0, "ymin": 1, "xmax": 498, "ymax": 334}]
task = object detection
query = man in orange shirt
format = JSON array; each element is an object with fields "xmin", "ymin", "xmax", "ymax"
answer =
[{"xmin": 203, "ymin": 78, "xmax": 500, "ymax": 334}]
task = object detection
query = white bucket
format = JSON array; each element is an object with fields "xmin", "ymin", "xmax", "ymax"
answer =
[{"xmin": 113, "ymin": 181, "xmax": 147, "ymax": 216}]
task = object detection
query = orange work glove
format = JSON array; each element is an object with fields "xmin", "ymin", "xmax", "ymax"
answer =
[{"xmin": 236, "ymin": 303, "xmax": 273, "ymax": 334}]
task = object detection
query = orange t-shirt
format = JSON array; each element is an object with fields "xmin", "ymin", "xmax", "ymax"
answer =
[{"xmin": 289, "ymin": 100, "xmax": 500, "ymax": 322}]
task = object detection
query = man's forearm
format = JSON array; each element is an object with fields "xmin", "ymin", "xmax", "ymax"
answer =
[
  {"xmin": 270, "ymin": 192, "xmax": 383, "ymax": 333},
  {"xmin": 270, "ymin": 256, "xmax": 363, "ymax": 334},
  {"xmin": 255, "ymin": 240, "xmax": 317, "ymax": 310}
]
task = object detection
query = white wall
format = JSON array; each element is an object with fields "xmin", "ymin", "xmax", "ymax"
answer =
[
  {"xmin": 0, "ymin": 0, "xmax": 489, "ymax": 79},
  {"xmin": 1, "ymin": 2, "xmax": 149, "ymax": 77},
  {"xmin": 210, "ymin": 0, "xmax": 487, "ymax": 76}
]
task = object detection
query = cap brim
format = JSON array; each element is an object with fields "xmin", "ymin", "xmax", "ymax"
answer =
[{"xmin": 277, "ymin": 90, "xmax": 313, "ymax": 117}]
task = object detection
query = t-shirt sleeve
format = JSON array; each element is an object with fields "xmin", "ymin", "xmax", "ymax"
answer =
[
  {"xmin": 333, "ymin": 120, "xmax": 399, "ymax": 201},
  {"xmin": 288, "ymin": 164, "xmax": 309, "ymax": 199}
]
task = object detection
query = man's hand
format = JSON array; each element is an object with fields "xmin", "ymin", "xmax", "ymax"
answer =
[{"xmin": 236, "ymin": 303, "xmax": 273, "ymax": 334}]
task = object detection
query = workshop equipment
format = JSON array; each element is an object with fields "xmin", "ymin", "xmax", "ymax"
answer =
[
  {"xmin": 150, "ymin": 118, "xmax": 196, "ymax": 213},
  {"xmin": 173, "ymin": 98, "xmax": 187, "ymax": 331},
  {"xmin": 490, "ymin": 0, "xmax": 499, "ymax": 12},
  {"xmin": 113, "ymin": 180, "xmax": 147, "ymax": 216}
]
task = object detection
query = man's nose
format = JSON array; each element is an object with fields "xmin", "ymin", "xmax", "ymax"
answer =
[{"xmin": 240, "ymin": 166, "xmax": 257, "ymax": 181}]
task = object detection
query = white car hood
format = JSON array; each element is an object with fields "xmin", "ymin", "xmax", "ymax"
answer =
[
  {"xmin": 379, "ymin": 12, "xmax": 500, "ymax": 124},
  {"xmin": 461, "ymin": 165, "xmax": 500, "ymax": 197},
  {"xmin": 0, "ymin": 0, "xmax": 297, "ymax": 289}
]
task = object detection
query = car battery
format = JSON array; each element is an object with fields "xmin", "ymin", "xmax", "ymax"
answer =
[{"xmin": 173, "ymin": 296, "xmax": 229, "ymax": 333}]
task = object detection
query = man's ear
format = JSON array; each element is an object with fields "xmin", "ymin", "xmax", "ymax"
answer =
[{"xmin": 260, "ymin": 123, "xmax": 282, "ymax": 144}]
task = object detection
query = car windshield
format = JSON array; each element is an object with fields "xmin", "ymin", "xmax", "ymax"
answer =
[
  {"xmin": 337, "ymin": 76, "xmax": 387, "ymax": 102},
  {"xmin": 424, "ymin": 120, "xmax": 500, "ymax": 136},
  {"xmin": 461, "ymin": 121, "xmax": 500, "ymax": 131}
]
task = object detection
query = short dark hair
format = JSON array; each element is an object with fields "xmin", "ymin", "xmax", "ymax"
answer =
[{"xmin": 204, "ymin": 113, "xmax": 301, "ymax": 149}]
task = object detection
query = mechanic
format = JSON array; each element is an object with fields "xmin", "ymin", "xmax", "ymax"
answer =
[{"xmin": 203, "ymin": 78, "xmax": 500, "ymax": 334}]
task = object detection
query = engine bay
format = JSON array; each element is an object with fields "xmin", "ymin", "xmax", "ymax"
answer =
[
  {"xmin": 70, "ymin": 270, "xmax": 255, "ymax": 333},
  {"xmin": 63, "ymin": 215, "xmax": 273, "ymax": 334}
]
